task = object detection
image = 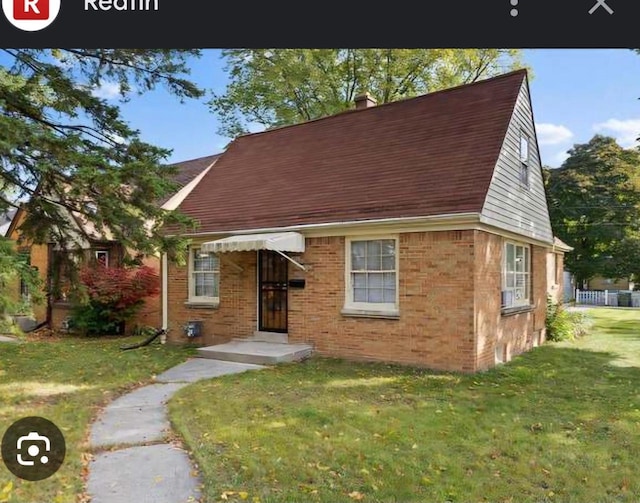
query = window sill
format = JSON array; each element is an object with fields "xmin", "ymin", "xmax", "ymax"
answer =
[
  {"xmin": 52, "ymin": 301, "xmax": 72, "ymax": 308},
  {"xmin": 341, "ymin": 308, "xmax": 400, "ymax": 320},
  {"xmin": 184, "ymin": 301, "xmax": 219, "ymax": 309},
  {"xmin": 501, "ymin": 305, "xmax": 534, "ymax": 317}
]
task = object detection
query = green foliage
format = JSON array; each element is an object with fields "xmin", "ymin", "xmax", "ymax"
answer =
[
  {"xmin": 211, "ymin": 49, "xmax": 524, "ymax": 138},
  {"xmin": 0, "ymin": 49, "xmax": 204, "ymax": 313},
  {"xmin": 546, "ymin": 296, "xmax": 591, "ymax": 342},
  {"xmin": 0, "ymin": 239, "xmax": 42, "ymax": 317},
  {"xmin": 545, "ymin": 135, "xmax": 640, "ymax": 286}
]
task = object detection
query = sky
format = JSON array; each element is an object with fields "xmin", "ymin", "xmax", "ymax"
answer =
[{"xmin": 95, "ymin": 49, "xmax": 640, "ymax": 167}]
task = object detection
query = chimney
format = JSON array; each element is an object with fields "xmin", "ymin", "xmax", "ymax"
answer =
[{"xmin": 354, "ymin": 93, "xmax": 377, "ymax": 110}]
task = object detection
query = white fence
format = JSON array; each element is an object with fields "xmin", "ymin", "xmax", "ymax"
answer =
[{"xmin": 575, "ymin": 289, "xmax": 640, "ymax": 308}]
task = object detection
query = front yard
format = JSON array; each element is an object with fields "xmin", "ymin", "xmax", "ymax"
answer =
[
  {"xmin": 0, "ymin": 334, "xmax": 194, "ymax": 502},
  {"xmin": 169, "ymin": 308, "xmax": 640, "ymax": 503}
]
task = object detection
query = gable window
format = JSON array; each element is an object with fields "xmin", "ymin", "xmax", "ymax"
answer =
[
  {"xmin": 502, "ymin": 241, "xmax": 531, "ymax": 309},
  {"xmin": 188, "ymin": 247, "xmax": 220, "ymax": 304},
  {"xmin": 345, "ymin": 238, "xmax": 398, "ymax": 315},
  {"xmin": 519, "ymin": 134, "xmax": 530, "ymax": 188}
]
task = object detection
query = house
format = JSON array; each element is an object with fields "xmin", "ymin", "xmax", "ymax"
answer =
[
  {"xmin": 163, "ymin": 69, "xmax": 567, "ymax": 372},
  {"xmin": 4, "ymin": 153, "xmax": 219, "ymax": 332},
  {"xmin": 548, "ymin": 237, "xmax": 573, "ymax": 303},
  {"xmin": 586, "ymin": 276, "xmax": 635, "ymax": 292}
]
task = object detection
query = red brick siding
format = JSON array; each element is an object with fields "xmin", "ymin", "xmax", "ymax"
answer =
[
  {"xmin": 288, "ymin": 232, "xmax": 476, "ymax": 372},
  {"xmin": 166, "ymin": 230, "xmax": 549, "ymax": 372},
  {"xmin": 474, "ymin": 231, "xmax": 547, "ymax": 371},
  {"xmin": 166, "ymin": 251, "xmax": 257, "ymax": 345}
]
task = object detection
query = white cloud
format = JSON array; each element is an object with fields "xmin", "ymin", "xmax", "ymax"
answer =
[
  {"xmin": 91, "ymin": 82, "xmax": 121, "ymax": 100},
  {"xmin": 551, "ymin": 150, "xmax": 570, "ymax": 167},
  {"xmin": 536, "ymin": 123, "xmax": 574, "ymax": 146},
  {"xmin": 593, "ymin": 119, "xmax": 640, "ymax": 148}
]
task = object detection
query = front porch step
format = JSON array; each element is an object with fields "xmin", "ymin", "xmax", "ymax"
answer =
[
  {"xmin": 245, "ymin": 331, "xmax": 288, "ymax": 344},
  {"xmin": 196, "ymin": 341, "xmax": 313, "ymax": 365}
]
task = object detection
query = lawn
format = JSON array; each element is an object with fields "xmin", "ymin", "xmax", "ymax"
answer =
[
  {"xmin": 169, "ymin": 308, "xmax": 640, "ymax": 503},
  {"xmin": 0, "ymin": 334, "xmax": 194, "ymax": 503}
]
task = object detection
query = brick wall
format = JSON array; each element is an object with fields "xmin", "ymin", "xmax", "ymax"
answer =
[
  {"xmin": 128, "ymin": 254, "xmax": 161, "ymax": 331},
  {"xmin": 166, "ymin": 251, "xmax": 257, "ymax": 345},
  {"xmin": 288, "ymin": 232, "xmax": 477, "ymax": 372},
  {"xmin": 474, "ymin": 231, "xmax": 547, "ymax": 371},
  {"xmin": 165, "ymin": 230, "xmax": 550, "ymax": 372}
]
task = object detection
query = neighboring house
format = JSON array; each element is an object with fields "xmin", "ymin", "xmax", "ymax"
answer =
[
  {"xmin": 548, "ymin": 238, "xmax": 572, "ymax": 304},
  {"xmin": 5, "ymin": 154, "xmax": 219, "ymax": 332},
  {"xmin": 586, "ymin": 276, "xmax": 635, "ymax": 292},
  {"xmin": 163, "ymin": 69, "xmax": 568, "ymax": 372},
  {"xmin": 0, "ymin": 208, "xmax": 17, "ymax": 237}
]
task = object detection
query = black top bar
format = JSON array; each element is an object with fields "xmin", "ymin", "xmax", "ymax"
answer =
[{"xmin": 0, "ymin": 0, "xmax": 636, "ymax": 48}]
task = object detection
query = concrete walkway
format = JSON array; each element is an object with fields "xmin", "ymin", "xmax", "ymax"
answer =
[
  {"xmin": 86, "ymin": 358, "xmax": 264, "ymax": 503},
  {"xmin": 0, "ymin": 335, "xmax": 21, "ymax": 343}
]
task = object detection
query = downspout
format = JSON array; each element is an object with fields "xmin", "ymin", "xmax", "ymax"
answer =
[{"xmin": 161, "ymin": 253, "xmax": 168, "ymax": 344}]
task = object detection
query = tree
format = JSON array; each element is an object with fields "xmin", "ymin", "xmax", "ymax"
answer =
[
  {"xmin": 210, "ymin": 49, "xmax": 524, "ymax": 138},
  {"xmin": 0, "ymin": 49, "xmax": 203, "ymax": 316},
  {"xmin": 545, "ymin": 135, "xmax": 640, "ymax": 286},
  {"xmin": 71, "ymin": 264, "xmax": 160, "ymax": 335}
]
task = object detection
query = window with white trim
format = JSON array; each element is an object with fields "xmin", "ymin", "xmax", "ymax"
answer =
[
  {"xmin": 520, "ymin": 134, "xmax": 530, "ymax": 188},
  {"xmin": 345, "ymin": 238, "xmax": 398, "ymax": 312},
  {"xmin": 189, "ymin": 247, "xmax": 220, "ymax": 303},
  {"xmin": 502, "ymin": 241, "xmax": 531, "ymax": 309},
  {"xmin": 95, "ymin": 250, "xmax": 109, "ymax": 268}
]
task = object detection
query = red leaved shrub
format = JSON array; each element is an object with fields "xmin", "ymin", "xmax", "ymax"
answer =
[{"xmin": 72, "ymin": 265, "xmax": 159, "ymax": 335}]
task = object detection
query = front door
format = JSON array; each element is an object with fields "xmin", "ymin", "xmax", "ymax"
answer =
[{"xmin": 258, "ymin": 250, "xmax": 288, "ymax": 332}]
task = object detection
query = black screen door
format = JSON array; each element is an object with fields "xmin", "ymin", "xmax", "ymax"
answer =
[{"xmin": 259, "ymin": 250, "xmax": 288, "ymax": 332}]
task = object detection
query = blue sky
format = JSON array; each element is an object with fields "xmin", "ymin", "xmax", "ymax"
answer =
[{"xmin": 100, "ymin": 49, "xmax": 640, "ymax": 167}]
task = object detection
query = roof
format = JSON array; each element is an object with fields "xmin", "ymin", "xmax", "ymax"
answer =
[
  {"xmin": 178, "ymin": 70, "xmax": 528, "ymax": 234},
  {"xmin": 157, "ymin": 153, "xmax": 221, "ymax": 206},
  {"xmin": 553, "ymin": 237, "xmax": 573, "ymax": 252},
  {"xmin": 0, "ymin": 208, "xmax": 17, "ymax": 237}
]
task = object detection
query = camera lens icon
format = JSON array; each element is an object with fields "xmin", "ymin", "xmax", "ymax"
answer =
[
  {"xmin": 2, "ymin": 417, "xmax": 65, "ymax": 481},
  {"xmin": 17, "ymin": 431, "xmax": 51, "ymax": 466}
]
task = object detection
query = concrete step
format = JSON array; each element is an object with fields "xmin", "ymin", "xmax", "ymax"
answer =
[
  {"xmin": 196, "ymin": 341, "xmax": 313, "ymax": 365},
  {"xmin": 241, "ymin": 331, "xmax": 288, "ymax": 344}
]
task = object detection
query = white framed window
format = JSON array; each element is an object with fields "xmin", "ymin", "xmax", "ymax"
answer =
[
  {"xmin": 520, "ymin": 133, "xmax": 530, "ymax": 188},
  {"xmin": 95, "ymin": 250, "xmax": 109, "ymax": 268},
  {"xmin": 345, "ymin": 237, "xmax": 398, "ymax": 314},
  {"xmin": 188, "ymin": 247, "xmax": 220, "ymax": 303},
  {"xmin": 502, "ymin": 241, "xmax": 531, "ymax": 309}
]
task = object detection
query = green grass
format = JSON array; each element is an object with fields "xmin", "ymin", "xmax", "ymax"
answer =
[
  {"xmin": 0, "ymin": 335, "xmax": 195, "ymax": 503},
  {"xmin": 169, "ymin": 308, "xmax": 640, "ymax": 503}
]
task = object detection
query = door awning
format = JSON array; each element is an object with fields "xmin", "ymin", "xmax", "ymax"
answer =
[{"xmin": 201, "ymin": 232, "xmax": 305, "ymax": 254}]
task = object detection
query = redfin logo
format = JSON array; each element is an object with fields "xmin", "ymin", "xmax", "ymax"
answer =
[
  {"xmin": 2, "ymin": 0, "xmax": 60, "ymax": 30},
  {"xmin": 13, "ymin": 0, "xmax": 49, "ymax": 19}
]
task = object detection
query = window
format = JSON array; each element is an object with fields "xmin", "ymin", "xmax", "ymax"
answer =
[
  {"xmin": 502, "ymin": 241, "xmax": 531, "ymax": 309},
  {"xmin": 95, "ymin": 250, "xmax": 109, "ymax": 268},
  {"xmin": 345, "ymin": 238, "xmax": 398, "ymax": 313},
  {"xmin": 189, "ymin": 247, "xmax": 220, "ymax": 303},
  {"xmin": 520, "ymin": 134, "xmax": 530, "ymax": 188}
]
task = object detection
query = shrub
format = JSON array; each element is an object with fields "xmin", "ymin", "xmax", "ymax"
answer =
[
  {"xmin": 546, "ymin": 296, "xmax": 591, "ymax": 342},
  {"xmin": 71, "ymin": 265, "xmax": 159, "ymax": 336}
]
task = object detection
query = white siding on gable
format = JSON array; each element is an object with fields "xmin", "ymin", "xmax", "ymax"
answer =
[{"xmin": 480, "ymin": 80, "xmax": 553, "ymax": 244}]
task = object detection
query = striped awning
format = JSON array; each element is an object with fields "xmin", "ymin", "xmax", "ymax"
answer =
[{"xmin": 200, "ymin": 232, "xmax": 305, "ymax": 254}]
